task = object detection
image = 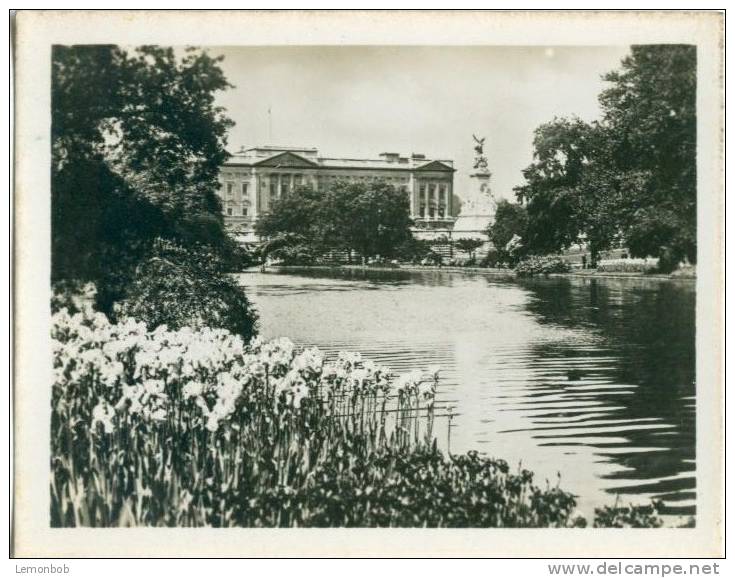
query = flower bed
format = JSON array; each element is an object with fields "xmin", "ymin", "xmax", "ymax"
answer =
[{"xmin": 51, "ymin": 307, "xmax": 661, "ymax": 527}]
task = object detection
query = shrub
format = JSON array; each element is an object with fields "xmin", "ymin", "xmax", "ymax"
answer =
[
  {"xmin": 420, "ymin": 250, "xmax": 443, "ymax": 266},
  {"xmin": 514, "ymin": 255, "xmax": 571, "ymax": 277},
  {"xmin": 656, "ymin": 247, "xmax": 683, "ymax": 274},
  {"xmin": 220, "ymin": 238, "xmax": 256, "ymax": 272},
  {"xmin": 395, "ymin": 237, "xmax": 433, "ymax": 264},
  {"xmin": 271, "ymin": 243, "xmax": 318, "ymax": 265},
  {"xmin": 596, "ymin": 258, "xmax": 658, "ymax": 273},
  {"xmin": 51, "ymin": 280, "xmax": 97, "ymax": 315},
  {"xmin": 593, "ymin": 501, "xmax": 664, "ymax": 528},
  {"xmin": 479, "ymin": 248, "xmax": 500, "ymax": 268},
  {"xmin": 51, "ymin": 307, "xmax": 597, "ymax": 528},
  {"xmin": 261, "ymin": 233, "xmax": 317, "ymax": 265},
  {"xmin": 115, "ymin": 239, "xmax": 258, "ymax": 340},
  {"xmin": 454, "ymin": 238, "xmax": 484, "ymax": 261}
]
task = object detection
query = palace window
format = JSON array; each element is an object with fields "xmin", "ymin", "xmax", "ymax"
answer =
[
  {"xmin": 280, "ymin": 174, "xmax": 290, "ymax": 196},
  {"xmin": 241, "ymin": 206, "xmax": 248, "ymax": 216},
  {"xmin": 226, "ymin": 207, "xmax": 233, "ymax": 216},
  {"xmin": 226, "ymin": 182, "xmax": 234, "ymax": 198},
  {"xmin": 241, "ymin": 182, "xmax": 248, "ymax": 195},
  {"xmin": 269, "ymin": 176, "xmax": 278, "ymax": 199}
]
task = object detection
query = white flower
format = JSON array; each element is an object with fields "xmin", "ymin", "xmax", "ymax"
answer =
[
  {"xmin": 205, "ymin": 413, "xmax": 220, "ymax": 432},
  {"xmin": 100, "ymin": 360, "xmax": 125, "ymax": 387},
  {"xmin": 149, "ymin": 408, "xmax": 168, "ymax": 421},
  {"xmin": 393, "ymin": 369, "xmax": 423, "ymax": 395},
  {"xmin": 350, "ymin": 368, "xmax": 369, "ymax": 390},
  {"xmin": 91, "ymin": 401, "xmax": 115, "ymax": 434},
  {"xmin": 143, "ymin": 379, "xmax": 165, "ymax": 396},
  {"xmin": 293, "ymin": 347, "xmax": 323, "ymax": 375},
  {"xmin": 337, "ymin": 351, "xmax": 362, "ymax": 369},
  {"xmin": 182, "ymin": 381, "xmax": 204, "ymax": 399},
  {"xmin": 418, "ymin": 379, "xmax": 436, "ymax": 400}
]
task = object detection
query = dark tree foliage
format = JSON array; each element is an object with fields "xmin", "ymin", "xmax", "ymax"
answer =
[
  {"xmin": 260, "ymin": 233, "xmax": 319, "ymax": 266},
  {"xmin": 486, "ymin": 199, "xmax": 528, "ymax": 263},
  {"xmin": 515, "ymin": 45, "xmax": 697, "ymax": 268},
  {"xmin": 323, "ymin": 181, "xmax": 413, "ymax": 260},
  {"xmin": 514, "ymin": 117, "xmax": 601, "ymax": 257},
  {"xmin": 394, "ymin": 236, "xmax": 434, "ymax": 264},
  {"xmin": 255, "ymin": 186, "xmax": 325, "ymax": 247},
  {"xmin": 52, "ymin": 45, "xmax": 256, "ymax": 336},
  {"xmin": 117, "ymin": 240, "xmax": 258, "ymax": 339},
  {"xmin": 52, "ymin": 46, "xmax": 234, "ymax": 289},
  {"xmin": 258, "ymin": 180, "xmax": 414, "ymax": 262},
  {"xmin": 600, "ymin": 45, "xmax": 697, "ymax": 264},
  {"xmin": 454, "ymin": 238, "xmax": 484, "ymax": 261}
]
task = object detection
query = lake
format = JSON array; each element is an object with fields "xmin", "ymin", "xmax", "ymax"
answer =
[{"xmin": 238, "ymin": 267, "xmax": 696, "ymax": 521}]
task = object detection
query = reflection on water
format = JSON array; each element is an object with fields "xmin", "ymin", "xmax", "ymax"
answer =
[{"xmin": 238, "ymin": 268, "xmax": 696, "ymax": 520}]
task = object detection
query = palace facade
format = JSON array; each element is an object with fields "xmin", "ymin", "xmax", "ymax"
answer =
[{"xmin": 217, "ymin": 146, "xmax": 456, "ymax": 241}]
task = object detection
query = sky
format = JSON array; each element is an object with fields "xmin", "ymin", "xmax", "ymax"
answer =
[{"xmin": 210, "ymin": 45, "xmax": 630, "ymax": 202}]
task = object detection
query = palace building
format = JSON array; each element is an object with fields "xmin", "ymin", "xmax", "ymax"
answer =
[{"xmin": 217, "ymin": 146, "xmax": 456, "ymax": 242}]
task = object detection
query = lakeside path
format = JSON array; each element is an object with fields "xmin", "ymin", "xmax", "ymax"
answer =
[{"xmin": 253, "ymin": 264, "xmax": 696, "ymax": 282}]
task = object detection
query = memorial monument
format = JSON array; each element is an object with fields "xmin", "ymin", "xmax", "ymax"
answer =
[{"xmin": 452, "ymin": 134, "xmax": 497, "ymax": 241}]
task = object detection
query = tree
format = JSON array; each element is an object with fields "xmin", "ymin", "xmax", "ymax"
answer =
[
  {"xmin": 454, "ymin": 238, "xmax": 484, "ymax": 262},
  {"xmin": 515, "ymin": 45, "xmax": 697, "ymax": 269},
  {"xmin": 259, "ymin": 180, "xmax": 414, "ymax": 262},
  {"xmin": 322, "ymin": 181, "xmax": 414, "ymax": 261},
  {"xmin": 599, "ymin": 45, "xmax": 697, "ymax": 264},
  {"xmin": 52, "ymin": 45, "xmax": 257, "ymax": 336},
  {"xmin": 255, "ymin": 186, "xmax": 325, "ymax": 250},
  {"xmin": 514, "ymin": 117, "xmax": 596, "ymax": 256},
  {"xmin": 52, "ymin": 45, "xmax": 235, "ymax": 302},
  {"xmin": 486, "ymin": 199, "xmax": 528, "ymax": 264}
]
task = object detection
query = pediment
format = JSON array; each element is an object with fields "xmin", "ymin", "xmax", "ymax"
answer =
[
  {"xmin": 254, "ymin": 152, "xmax": 319, "ymax": 168},
  {"xmin": 414, "ymin": 160, "xmax": 455, "ymax": 172}
]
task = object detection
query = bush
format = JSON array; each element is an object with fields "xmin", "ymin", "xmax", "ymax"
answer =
[
  {"xmin": 271, "ymin": 243, "xmax": 318, "ymax": 265},
  {"xmin": 596, "ymin": 258, "xmax": 658, "ymax": 273},
  {"xmin": 656, "ymin": 247, "xmax": 682, "ymax": 274},
  {"xmin": 51, "ymin": 279, "xmax": 97, "ymax": 315},
  {"xmin": 50, "ymin": 307, "xmax": 601, "ymax": 528},
  {"xmin": 261, "ymin": 233, "xmax": 318, "ymax": 265},
  {"xmin": 420, "ymin": 250, "xmax": 443, "ymax": 266},
  {"xmin": 395, "ymin": 237, "xmax": 433, "ymax": 264},
  {"xmin": 593, "ymin": 501, "xmax": 664, "ymax": 528},
  {"xmin": 514, "ymin": 255, "xmax": 571, "ymax": 277},
  {"xmin": 220, "ymin": 238, "xmax": 256, "ymax": 272},
  {"xmin": 479, "ymin": 248, "xmax": 500, "ymax": 268},
  {"xmin": 115, "ymin": 239, "xmax": 258, "ymax": 340}
]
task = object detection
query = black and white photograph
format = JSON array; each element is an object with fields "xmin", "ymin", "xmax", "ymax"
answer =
[{"xmin": 11, "ymin": 10, "xmax": 724, "ymax": 558}]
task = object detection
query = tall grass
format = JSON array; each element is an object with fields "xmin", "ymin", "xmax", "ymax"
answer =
[{"xmin": 50, "ymin": 307, "xmax": 656, "ymax": 527}]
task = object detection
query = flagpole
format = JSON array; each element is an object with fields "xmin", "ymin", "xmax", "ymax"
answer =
[{"xmin": 268, "ymin": 106, "xmax": 272, "ymax": 143}]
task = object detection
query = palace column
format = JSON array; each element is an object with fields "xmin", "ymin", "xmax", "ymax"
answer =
[
  {"xmin": 408, "ymin": 179, "xmax": 414, "ymax": 216},
  {"xmin": 444, "ymin": 182, "xmax": 451, "ymax": 218},
  {"xmin": 412, "ymin": 180, "xmax": 419, "ymax": 219},
  {"xmin": 250, "ymin": 170, "xmax": 258, "ymax": 220},
  {"xmin": 434, "ymin": 183, "xmax": 441, "ymax": 219}
]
